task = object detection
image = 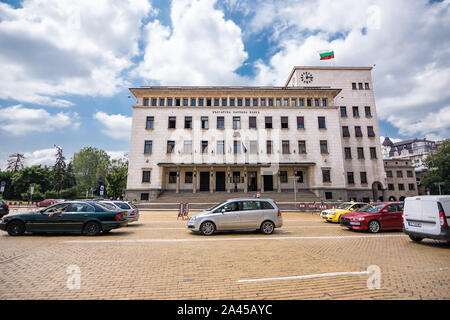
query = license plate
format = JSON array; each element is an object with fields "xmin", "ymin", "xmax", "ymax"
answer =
[{"xmin": 408, "ymin": 222, "xmax": 422, "ymax": 228}]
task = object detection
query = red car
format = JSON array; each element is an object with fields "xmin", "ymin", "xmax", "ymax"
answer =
[
  {"xmin": 38, "ymin": 199, "xmax": 62, "ymax": 207},
  {"xmin": 340, "ymin": 202, "xmax": 404, "ymax": 233}
]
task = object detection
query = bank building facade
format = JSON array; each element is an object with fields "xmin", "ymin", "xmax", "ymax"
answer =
[{"xmin": 126, "ymin": 66, "xmax": 386, "ymax": 202}]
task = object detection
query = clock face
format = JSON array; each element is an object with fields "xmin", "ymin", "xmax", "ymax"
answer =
[{"xmin": 300, "ymin": 71, "xmax": 313, "ymax": 84}]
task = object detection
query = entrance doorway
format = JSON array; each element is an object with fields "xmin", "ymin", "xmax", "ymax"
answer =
[
  {"xmin": 200, "ymin": 172, "xmax": 210, "ymax": 191},
  {"xmin": 216, "ymin": 171, "xmax": 226, "ymax": 191},
  {"xmin": 263, "ymin": 175, "xmax": 273, "ymax": 191},
  {"xmin": 248, "ymin": 171, "xmax": 257, "ymax": 191}
]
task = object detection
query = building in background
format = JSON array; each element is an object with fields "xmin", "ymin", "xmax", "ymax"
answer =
[
  {"xmin": 384, "ymin": 159, "xmax": 418, "ymax": 201},
  {"xmin": 382, "ymin": 137, "xmax": 438, "ymax": 170},
  {"xmin": 126, "ymin": 66, "xmax": 386, "ymax": 202}
]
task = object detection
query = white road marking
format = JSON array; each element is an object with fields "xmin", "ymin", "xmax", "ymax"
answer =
[
  {"xmin": 237, "ymin": 271, "xmax": 370, "ymax": 283},
  {"xmin": 62, "ymin": 234, "xmax": 406, "ymax": 244}
]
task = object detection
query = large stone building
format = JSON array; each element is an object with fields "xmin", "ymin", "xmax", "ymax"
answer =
[
  {"xmin": 126, "ymin": 66, "xmax": 386, "ymax": 202},
  {"xmin": 383, "ymin": 159, "xmax": 419, "ymax": 201}
]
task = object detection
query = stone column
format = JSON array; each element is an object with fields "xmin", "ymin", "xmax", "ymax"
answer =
[
  {"xmin": 227, "ymin": 166, "xmax": 231, "ymax": 193},
  {"xmin": 210, "ymin": 166, "xmax": 214, "ymax": 193},
  {"xmin": 260, "ymin": 173, "xmax": 265, "ymax": 193},
  {"xmin": 193, "ymin": 167, "xmax": 197, "ymax": 194},
  {"xmin": 176, "ymin": 167, "xmax": 180, "ymax": 194},
  {"xmin": 244, "ymin": 167, "xmax": 248, "ymax": 193}
]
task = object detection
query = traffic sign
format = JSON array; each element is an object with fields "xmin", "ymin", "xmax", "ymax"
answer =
[{"xmin": 1, "ymin": 181, "xmax": 5, "ymax": 186}]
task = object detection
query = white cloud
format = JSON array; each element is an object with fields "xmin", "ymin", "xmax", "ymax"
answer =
[
  {"xmin": 107, "ymin": 151, "xmax": 129, "ymax": 161},
  {"xmin": 248, "ymin": 0, "xmax": 450, "ymax": 139},
  {"xmin": 94, "ymin": 112, "xmax": 132, "ymax": 140},
  {"xmin": 0, "ymin": 0, "xmax": 153, "ymax": 106},
  {"xmin": 0, "ymin": 105, "xmax": 80, "ymax": 135},
  {"xmin": 24, "ymin": 148, "xmax": 57, "ymax": 168},
  {"xmin": 135, "ymin": 0, "xmax": 248, "ymax": 85}
]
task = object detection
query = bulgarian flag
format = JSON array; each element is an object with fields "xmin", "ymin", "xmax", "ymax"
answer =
[{"xmin": 319, "ymin": 50, "xmax": 334, "ymax": 60}]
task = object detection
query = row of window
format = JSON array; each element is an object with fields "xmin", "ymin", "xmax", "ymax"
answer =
[
  {"xmin": 340, "ymin": 106, "xmax": 372, "ymax": 117},
  {"xmin": 146, "ymin": 116, "xmax": 328, "ymax": 130},
  {"xmin": 142, "ymin": 97, "xmax": 329, "ymax": 107},
  {"xmin": 144, "ymin": 139, "xmax": 378, "ymax": 158},
  {"xmin": 352, "ymin": 82, "xmax": 370, "ymax": 90},
  {"xmin": 346, "ymin": 171, "xmax": 369, "ymax": 184},
  {"xmin": 386, "ymin": 170, "xmax": 414, "ymax": 178},
  {"xmin": 387, "ymin": 183, "xmax": 416, "ymax": 191},
  {"xmin": 342, "ymin": 126, "xmax": 376, "ymax": 138}
]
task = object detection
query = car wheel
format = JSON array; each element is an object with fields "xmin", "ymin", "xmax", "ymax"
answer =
[
  {"xmin": 200, "ymin": 221, "xmax": 216, "ymax": 236},
  {"xmin": 368, "ymin": 220, "xmax": 381, "ymax": 233},
  {"xmin": 83, "ymin": 222, "xmax": 102, "ymax": 236},
  {"xmin": 260, "ymin": 220, "xmax": 275, "ymax": 235},
  {"xmin": 7, "ymin": 221, "xmax": 25, "ymax": 236},
  {"xmin": 409, "ymin": 235, "xmax": 423, "ymax": 242}
]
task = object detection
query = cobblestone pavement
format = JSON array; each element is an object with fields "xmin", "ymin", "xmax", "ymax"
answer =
[{"xmin": 0, "ymin": 211, "xmax": 449, "ymax": 300}]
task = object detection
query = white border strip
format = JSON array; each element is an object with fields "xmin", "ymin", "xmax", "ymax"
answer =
[{"xmin": 237, "ymin": 271, "xmax": 370, "ymax": 283}]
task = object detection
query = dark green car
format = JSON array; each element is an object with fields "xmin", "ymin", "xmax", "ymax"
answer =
[{"xmin": 0, "ymin": 201, "xmax": 128, "ymax": 236}]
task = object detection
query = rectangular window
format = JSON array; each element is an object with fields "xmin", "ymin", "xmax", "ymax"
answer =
[
  {"xmin": 282, "ymin": 140, "xmax": 290, "ymax": 154},
  {"xmin": 265, "ymin": 117, "xmax": 272, "ymax": 129},
  {"xmin": 281, "ymin": 116, "xmax": 289, "ymax": 128},
  {"xmin": 276, "ymin": 98, "xmax": 281, "ymax": 106},
  {"xmin": 386, "ymin": 170, "xmax": 393, "ymax": 178},
  {"xmin": 357, "ymin": 147, "xmax": 365, "ymax": 159},
  {"xmin": 322, "ymin": 169, "xmax": 331, "ymax": 183},
  {"xmin": 322, "ymin": 99, "xmax": 327, "ymax": 107},
  {"xmin": 397, "ymin": 170, "xmax": 403, "ymax": 178},
  {"xmin": 249, "ymin": 116, "xmax": 257, "ymax": 129},
  {"xmin": 198, "ymin": 98, "xmax": 204, "ymax": 106},
  {"xmin": 184, "ymin": 140, "xmax": 192, "ymax": 154},
  {"xmin": 237, "ymin": 98, "xmax": 243, "ymax": 107},
  {"xmin": 398, "ymin": 184, "xmax": 405, "ymax": 191},
  {"xmin": 355, "ymin": 126, "xmax": 363, "ymax": 137},
  {"xmin": 367, "ymin": 126, "xmax": 375, "ymax": 137},
  {"xmin": 268, "ymin": 98, "xmax": 273, "ymax": 106},
  {"xmin": 201, "ymin": 116, "xmax": 209, "ymax": 129},
  {"xmin": 167, "ymin": 141, "xmax": 175, "ymax": 154},
  {"xmin": 143, "ymin": 97, "xmax": 149, "ymax": 106},
  {"xmin": 283, "ymin": 98, "xmax": 289, "ymax": 106},
  {"xmin": 360, "ymin": 172, "xmax": 367, "ymax": 184},
  {"xmin": 168, "ymin": 116, "xmax": 176, "ymax": 129},
  {"xmin": 185, "ymin": 172, "xmax": 193, "ymax": 184},
  {"xmin": 340, "ymin": 106, "xmax": 347, "ymax": 117},
  {"xmin": 365, "ymin": 106, "xmax": 372, "ymax": 117},
  {"xmin": 233, "ymin": 140, "xmax": 241, "ymax": 154},
  {"xmin": 144, "ymin": 140, "xmax": 152, "ymax": 154},
  {"xmin": 296, "ymin": 171, "xmax": 304, "ymax": 183},
  {"xmin": 388, "ymin": 184, "xmax": 395, "ymax": 191},
  {"xmin": 307, "ymin": 99, "xmax": 312, "ymax": 106},
  {"xmin": 342, "ymin": 126, "xmax": 350, "ymax": 137},
  {"xmin": 347, "ymin": 172, "xmax": 355, "ymax": 184},
  {"xmin": 142, "ymin": 171, "xmax": 151, "ymax": 183},
  {"xmin": 250, "ymin": 140, "xmax": 258, "ymax": 154},
  {"xmin": 201, "ymin": 141, "xmax": 208, "ymax": 154},
  {"xmin": 167, "ymin": 98, "xmax": 173, "ymax": 106},
  {"xmin": 408, "ymin": 183, "xmax": 415, "ymax": 191},
  {"xmin": 314, "ymin": 99, "xmax": 319, "ymax": 107},
  {"xmin": 206, "ymin": 98, "xmax": 211, "ymax": 106},
  {"xmin": 260, "ymin": 98, "xmax": 266, "ymax": 106},
  {"xmin": 183, "ymin": 98, "xmax": 188, "ymax": 106},
  {"xmin": 318, "ymin": 116, "xmax": 326, "ymax": 129},
  {"xmin": 358, "ymin": 82, "xmax": 363, "ymax": 90},
  {"xmin": 266, "ymin": 140, "xmax": 273, "ymax": 154},
  {"xmin": 140, "ymin": 193, "xmax": 149, "ymax": 201},
  {"xmin": 146, "ymin": 116, "xmax": 154, "ymax": 129},
  {"xmin": 168, "ymin": 172, "xmax": 177, "ymax": 184},
  {"xmin": 190, "ymin": 98, "xmax": 196, "ymax": 106},
  {"xmin": 159, "ymin": 98, "xmax": 165, "ymax": 106},
  {"xmin": 353, "ymin": 106, "xmax": 359, "ymax": 117},
  {"xmin": 253, "ymin": 98, "xmax": 258, "ymax": 106},
  {"xmin": 217, "ymin": 116, "xmax": 224, "ymax": 129},
  {"xmin": 352, "ymin": 82, "xmax": 357, "ymax": 90},
  {"xmin": 299, "ymin": 98, "xmax": 304, "ymax": 106},
  {"xmin": 184, "ymin": 116, "xmax": 192, "ymax": 129},
  {"xmin": 407, "ymin": 170, "xmax": 413, "ymax": 178},
  {"xmin": 175, "ymin": 98, "xmax": 180, "ymax": 106},
  {"xmin": 298, "ymin": 141, "xmax": 306, "ymax": 154},
  {"xmin": 214, "ymin": 98, "xmax": 219, "ymax": 107},
  {"xmin": 344, "ymin": 147, "xmax": 352, "ymax": 159},
  {"xmin": 151, "ymin": 98, "xmax": 156, "ymax": 106},
  {"xmin": 229, "ymin": 98, "xmax": 235, "ymax": 106},
  {"xmin": 233, "ymin": 116, "xmax": 241, "ymax": 129},
  {"xmin": 233, "ymin": 171, "xmax": 240, "ymax": 183},
  {"xmin": 370, "ymin": 147, "xmax": 377, "ymax": 159},
  {"xmin": 297, "ymin": 116, "xmax": 304, "ymax": 129},
  {"xmin": 365, "ymin": 83, "xmax": 370, "ymax": 90},
  {"xmin": 222, "ymin": 98, "xmax": 227, "ymax": 107},
  {"xmin": 245, "ymin": 98, "xmax": 250, "ymax": 107},
  {"xmin": 280, "ymin": 171, "xmax": 288, "ymax": 183},
  {"xmin": 320, "ymin": 140, "xmax": 328, "ymax": 154},
  {"xmin": 217, "ymin": 141, "xmax": 225, "ymax": 154},
  {"xmin": 290, "ymin": 98, "xmax": 297, "ymax": 107}
]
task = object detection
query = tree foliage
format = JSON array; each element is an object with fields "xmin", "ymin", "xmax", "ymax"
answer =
[
  {"xmin": 423, "ymin": 140, "xmax": 450, "ymax": 195},
  {"xmin": 7, "ymin": 153, "xmax": 25, "ymax": 172},
  {"xmin": 72, "ymin": 147, "xmax": 110, "ymax": 194}
]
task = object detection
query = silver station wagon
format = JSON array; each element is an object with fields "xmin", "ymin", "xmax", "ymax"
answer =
[{"xmin": 187, "ymin": 198, "xmax": 283, "ymax": 235}]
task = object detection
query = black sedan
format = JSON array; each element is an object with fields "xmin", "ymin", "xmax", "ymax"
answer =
[
  {"xmin": 0, "ymin": 201, "xmax": 128, "ymax": 236},
  {"xmin": 0, "ymin": 200, "xmax": 9, "ymax": 218}
]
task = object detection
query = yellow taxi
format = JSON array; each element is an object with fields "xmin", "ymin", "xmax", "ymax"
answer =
[{"xmin": 320, "ymin": 202, "xmax": 367, "ymax": 223}]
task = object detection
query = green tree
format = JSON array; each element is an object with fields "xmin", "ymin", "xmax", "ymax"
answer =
[
  {"xmin": 7, "ymin": 153, "xmax": 25, "ymax": 172},
  {"xmin": 0, "ymin": 170, "xmax": 14, "ymax": 200},
  {"xmin": 423, "ymin": 140, "xmax": 450, "ymax": 195},
  {"xmin": 52, "ymin": 145, "xmax": 66, "ymax": 192},
  {"xmin": 11, "ymin": 166, "xmax": 52, "ymax": 200},
  {"xmin": 72, "ymin": 147, "xmax": 110, "ymax": 196},
  {"xmin": 106, "ymin": 159, "xmax": 128, "ymax": 199}
]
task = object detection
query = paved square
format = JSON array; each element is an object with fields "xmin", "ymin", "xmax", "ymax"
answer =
[{"xmin": 0, "ymin": 211, "xmax": 449, "ymax": 300}]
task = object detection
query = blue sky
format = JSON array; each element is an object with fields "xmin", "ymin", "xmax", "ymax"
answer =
[{"xmin": 0, "ymin": 0, "xmax": 449, "ymax": 168}]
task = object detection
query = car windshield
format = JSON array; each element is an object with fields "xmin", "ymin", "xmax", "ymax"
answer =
[
  {"xmin": 336, "ymin": 203, "xmax": 352, "ymax": 209},
  {"xmin": 114, "ymin": 202, "xmax": 131, "ymax": 210},
  {"xmin": 89, "ymin": 202, "xmax": 110, "ymax": 212},
  {"xmin": 359, "ymin": 204, "xmax": 384, "ymax": 213},
  {"xmin": 99, "ymin": 202, "xmax": 117, "ymax": 210},
  {"xmin": 207, "ymin": 201, "xmax": 228, "ymax": 212}
]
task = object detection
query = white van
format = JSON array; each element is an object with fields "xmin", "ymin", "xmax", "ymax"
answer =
[{"xmin": 403, "ymin": 196, "xmax": 450, "ymax": 242}]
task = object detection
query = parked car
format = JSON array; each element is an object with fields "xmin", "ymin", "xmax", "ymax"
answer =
[
  {"xmin": 340, "ymin": 202, "xmax": 404, "ymax": 233},
  {"xmin": 187, "ymin": 198, "xmax": 283, "ymax": 235},
  {"xmin": 0, "ymin": 201, "xmax": 128, "ymax": 236},
  {"xmin": 320, "ymin": 202, "xmax": 367, "ymax": 223},
  {"xmin": 99, "ymin": 201, "xmax": 140, "ymax": 222},
  {"xmin": 38, "ymin": 199, "xmax": 64, "ymax": 207},
  {"xmin": 403, "ymin": 196, "xmax": 450, "ymax": 242},
  {"xmin": 0, "ymin": 200, "xmax": 9, "ymax": 218}
]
